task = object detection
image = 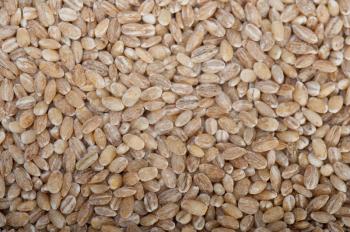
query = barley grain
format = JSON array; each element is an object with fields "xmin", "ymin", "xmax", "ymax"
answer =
[{"xmin": 0, "ymin": 0, "xmax": 349, "ymax": 231}]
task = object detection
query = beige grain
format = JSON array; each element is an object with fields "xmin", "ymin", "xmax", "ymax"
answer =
[{"xmin": 0, "ymin": 0, "xmax": 349, "ymax": 230}]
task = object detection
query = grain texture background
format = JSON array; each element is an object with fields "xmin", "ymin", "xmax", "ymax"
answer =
[{"xmin": 0, "ymin": 0, "xmax": 350, "ymax": 231}]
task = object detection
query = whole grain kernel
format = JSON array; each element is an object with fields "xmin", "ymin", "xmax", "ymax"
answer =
[
  {"xmin": 138, "ymin": 167, "xmax": 158, "ymax": 182},
  {"xmin": 123, "ymin": 134, "xmax": 145, "ymax": 151},
  {"xmin": 240, "ymin": 69, "xmax": 257, "ymax": 82},
  {"xmin": 254, "ymin": 62, "xmax": 271, "ymax": 80},
  {"xmin": 181, "ymin": 199, "xmax": 208, "ymax": 216}
]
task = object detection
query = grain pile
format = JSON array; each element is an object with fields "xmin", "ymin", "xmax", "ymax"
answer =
[{"xmin": 1, "ymin": 0, "xmax": 350, "ymax": 231}]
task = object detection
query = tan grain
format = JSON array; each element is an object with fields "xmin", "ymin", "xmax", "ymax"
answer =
[{"xmin": 0, "ymin": 0, "xmax": 349, "ymax": 231}]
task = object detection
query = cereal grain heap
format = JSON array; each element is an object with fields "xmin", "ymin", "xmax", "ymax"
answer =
[{"xmin": 0, "ymin": 0, "xmax": 350, "ymax": 231}]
